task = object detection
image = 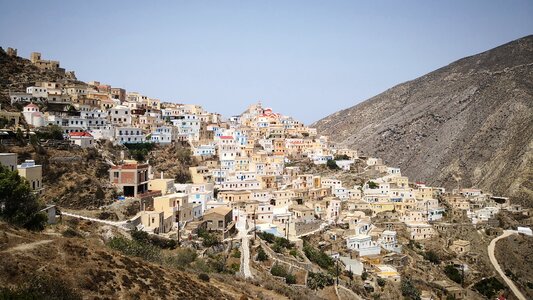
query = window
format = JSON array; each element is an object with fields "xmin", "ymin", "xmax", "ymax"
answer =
[{"xmin": 218, "ymin": 220, "xmax": 223, "ymax": 227}]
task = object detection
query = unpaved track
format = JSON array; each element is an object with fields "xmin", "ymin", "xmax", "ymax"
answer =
[
  {"xmin": 2, "ymin": 239, "xmax": 52, "ymax": 253},
  {"xmin": 488, "ymin": 230, "xmax": 526, "ymax": 300}
]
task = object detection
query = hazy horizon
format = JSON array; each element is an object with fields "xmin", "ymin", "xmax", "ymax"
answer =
[{"xmin": 1, "ymin": 0, "xmax": 532, "ymax": 123}]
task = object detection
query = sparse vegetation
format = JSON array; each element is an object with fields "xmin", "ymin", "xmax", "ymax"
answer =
[
  {"xmin": 198, "ymin": 228, "xmax": 220, "ymax": 247},
  {"xmin": 124, "ymin": 142, "xmax": 154, "ymax": 162},
  {"xmin": 270, "ymin": 264, "xmax": 296, "ymax": 285},
  {"xmin": 307, "ymin": 272, "xmax": 334, "ymax": 290},
  {"xmin": 423, "ymin": 250, "xmax": 441, "ymax": 264},
  {"xmin": 473, "ymin": 277, "xmax": 505, "ymax": 299},
  {"xmin": 0, "ymin": 275, "xmax": 82, "ymax": 300},
  {"xmin": 401, "ymin": 277, "xmax": 421, "ymax": 300},
  {"xmin": 303, "ymin": 241, "xmax": 334, "ymax": 270}
]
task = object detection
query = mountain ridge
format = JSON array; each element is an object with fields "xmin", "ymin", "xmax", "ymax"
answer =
[{"xmin": 313, "ymin": 35, "xmax": 533, "ymax": 205}]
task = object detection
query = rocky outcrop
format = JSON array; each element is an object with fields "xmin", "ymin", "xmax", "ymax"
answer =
[{"xmin": 313, "ymin": 36, "xmax": 533, "ymax": 206}]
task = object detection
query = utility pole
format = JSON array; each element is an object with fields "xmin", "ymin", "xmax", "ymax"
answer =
[
  {"xmin": 177, "ymin": 201, "xmax": 180, "ymax": 246},
  {"xmin": 254, "ymin": 207, "xmax": 257, "ymax": 240}
]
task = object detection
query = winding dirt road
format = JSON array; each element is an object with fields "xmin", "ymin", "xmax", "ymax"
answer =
[{"xmin": 487, "ymin": 230, "xmax": 526, "ymax": 300}]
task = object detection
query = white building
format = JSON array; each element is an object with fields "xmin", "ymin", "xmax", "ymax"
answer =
[
  {"xmin": 151, "ymin": 126, "xmax": 178, "ymax": 144},
  {"xmin": 22, "ymin": 103, "xmax": 45, "ymax": 127},
  {"xmin": 115, "ymin": 127, "xmax": 146, "ymax": 145},
  {"xmin": 346, "ymin": 234, "xmax": 381, "ymax": 257},
  {"xmin": 109, "ymin": 105, "xmax": 132, "ymax": 125},
  {"xmin": 68, "ymin": 131, "xmax": 95, "ymax": 148}
]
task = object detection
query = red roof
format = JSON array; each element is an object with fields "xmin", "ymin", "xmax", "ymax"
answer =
[
  {"xmin": 220, "ymin": 136, "xmax": 234, "ymax": 139},
  {"xmin": 69, "ymin": 131, "xmax": 93, "ymax": 138}
]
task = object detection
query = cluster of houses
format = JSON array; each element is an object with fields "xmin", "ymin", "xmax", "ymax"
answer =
[{"xmin": 3, "ymin": 51, "xmax": 531, "ymax": 297}]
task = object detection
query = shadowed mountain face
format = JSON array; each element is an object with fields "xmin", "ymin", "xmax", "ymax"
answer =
[{"xmin": 313, "ymin": 36, "xmax": 533, "ymax": 206}]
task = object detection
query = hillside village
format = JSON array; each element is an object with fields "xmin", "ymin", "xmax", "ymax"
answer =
[{"xmin": 1, "ymin": 48, "xmax": 533, "ymax": 300}]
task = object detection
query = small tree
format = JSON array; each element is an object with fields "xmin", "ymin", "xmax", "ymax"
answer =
[
  {"xmin": 0, "ymin": 165, "xmax": 46, "ymax": 230},
  {"xmin": 326, "ymin": 159, "xmax": 339, "ymax": 170},
  {"xmin": 444, "ymin": 265, "xmax": 462, "ymax": 284},
  {"xmin": 401, "ymin": 277, "xmax": 421, "ymax": 300},
  {"xmin": 423, "ymin": 250, "xmax": 441, "ymax": 264},
  {"xmin": 256, "ymin": 247, "xmax": 268, "ymax": 261},
  {"xmin": 367, "ymin": 181, "xmax": 379, "ymax": 189},
  {"xmin": 377, "ymin": 278, "xmax": 386, "ymax": 287}
]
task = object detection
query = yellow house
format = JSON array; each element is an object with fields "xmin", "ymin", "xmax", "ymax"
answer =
[
  {"xmin": 17, "ymin": 160, "xmax": 43, "ymax": 193},
  {"xmin": 189, "ymin": 166, "xmax": 212, "ymax": 184},
  {"xmin": 370, "ymin": 202, "xmax": 395, "ymax": 214},
  {"xmin": 219, "ymin": 190, "xmax": 251, "ymax": 202},
  {"xmin": 148, "ymin": 178, "xmax": 175, "ymax": 195}
]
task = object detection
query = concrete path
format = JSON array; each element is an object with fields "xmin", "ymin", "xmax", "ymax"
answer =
[
  {"xmin": 62, "ymin": 212, "xmax": 128, "ymax": 229},
  {"xmin": 236, "ymin": 210, "xmax": 253, "ymax": 278},
  {"xmin": 488, "ymin": 230, "xmax": 526, "ymax": 300}
]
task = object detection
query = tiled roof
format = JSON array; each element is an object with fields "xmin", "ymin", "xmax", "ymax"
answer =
[{"xmin": 69, "ymin": 131, "xmax": 93, "ymax": 137}]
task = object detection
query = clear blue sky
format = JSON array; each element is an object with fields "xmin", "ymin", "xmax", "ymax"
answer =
[{"xmin": 1, "ymin": 1, "xmax": 532, "ymax": 123}]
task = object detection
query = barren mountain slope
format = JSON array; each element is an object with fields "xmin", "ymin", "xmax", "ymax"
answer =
[{"xmin": 313, "ymin": 35, "xmax": 533, "ymax": 206}]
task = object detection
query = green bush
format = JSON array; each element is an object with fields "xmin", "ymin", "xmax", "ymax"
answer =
[
  {"xmin": 473, "ymin": 277, "xmax": 505, "ymax": 299},
  {"xmin": 423, "ymin": 250, "xmax": 441, "ymax": 264},
  {"xmin": 107, "ymin": 236, "xmax": 162, "ymax": 262},
  {"xmin": 165, "ymin": 248, "xmax": 197, "ymax": 268},
  {"xmin": 232, "ymin": 249, "xmax": 241, "ymax": 258},
  {"xmin": 303, "ymin": 242, "xmax": 334, "ymax": 270},
  {"xmin": 35, "ymin": 125, "xmax": 64, "ymax": 140},
  {"xmin": 361, "ymin": 271, "xmax": 369, "ymax": 281},
  {"xmin": 131, "ymin": 229, "xmax": 178, "ymax": 249},
  {"xmin": 198, "ymin": 273, "xmax": 210, "ymax": 282},
  {"xmin": 271, "ymin": 264, "xmax": 288, "ymax": 277},
  {"xmin": 256, "ymin": 247, "xmax": 268, "ymax": 261},
  {"xmin": 271, "ymin": 264, "xmax": 296, "ymax": 285},
  {"xmin": 272, "ymin": 243, "xmax": 283, "ymax": 253},
  {"xmin": 444, "ymin": 265, "xmax": 462, "ymax": 284},
  {"xmin": 0, "ymin": 165, "xmax": 47, "ymax": 231},
  {"xmin": 289, "ymin": 249, "xmax": 299, "ymax": 258},
  {"xmin": 401, "ymin": 277, "xmax": 421, "ymax": 300},
  {"xmin": 274, "ymin": 237, "xmax": 293, "ymax": 249},
  {"xmin": 230, "ymin": 263, "xmax": 240, "ymax": 273},
  {"xmin": 307, "ymin": 272, "xmax": 334, "ymax": 290},
  {"xmin": 285, "ymin": 274, "xmax": 296, "ymax": 285},
  {"xmin": 258, "ymin": 231, "xmax": 276, "ymax": 243},
  {"xmin": 367, "ymin": 181, "xmax": 379, "ymax": 189},
  {"xmin": 198, "ymin": 228, "xmax": 220, "ymax": 247},
  {"xmin": 326, "ymin": 159, "xmax": 339, "ymax": 170},
  {"xmin": 124, "ymin": 142, "xmax": 155, "ymax": 161},
  {"xmin": 208, "ymin": 256, "xmax": 227, "ymax": 273},
  {"xmin": 377, "ymin": 278, "xmax": 386, "ymax": 287}
]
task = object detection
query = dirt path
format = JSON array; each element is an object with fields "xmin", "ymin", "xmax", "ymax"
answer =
[
  {"xmin": 488, "ymin": 230, "xmax": 526, "ymax": 300},
  {"xmin": 2, "ymin": 239, "xmax": 53, "ymax": 253}
]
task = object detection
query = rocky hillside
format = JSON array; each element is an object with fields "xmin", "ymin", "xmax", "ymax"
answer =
[
  {"xmin": 313, "ymin": 35, "xmax": 533, "ymax": 206},
  {"xmin": 0, "ymin": 221, "xmax": 235, "ymax": 299},
  {"xmin": 0, "ymin": 47, "xmax": 81, "ymax": 110}
]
